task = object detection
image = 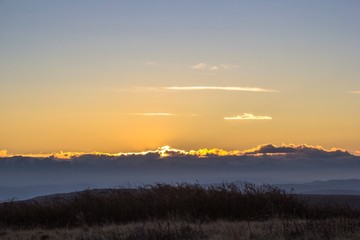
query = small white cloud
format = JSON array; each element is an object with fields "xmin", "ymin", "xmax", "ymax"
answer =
[
  {"xmin": 208, "ymin": 66, "xmax": 219, "ymax": 71},
  {"xmin": 224, "ymin": 113, "xmax": 272, "ymax": 120},
  {"xmin": 191, "ymin": 62, "xmax": 208, "ymax": 70},
  {"xmin": 191, "ymin": 63, "xmax": 238, "ymax": 72},
  {"xmin": 164, "ymin": 86, "xmax": 278, "ymax": 93}
]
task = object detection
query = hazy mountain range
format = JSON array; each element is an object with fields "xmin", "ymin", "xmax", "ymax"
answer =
[
  {"xmin": 277, "ymin": 179, "xmax": 360, "ymax": 195},
  {"xmin": 1, "ymin": 144, "xmax": 360, "ymax": 201}
]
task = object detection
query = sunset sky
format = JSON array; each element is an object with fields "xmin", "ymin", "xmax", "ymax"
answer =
[{"xmin": 1, "ymin": 0, "xmax": 360, "ymax": 154}]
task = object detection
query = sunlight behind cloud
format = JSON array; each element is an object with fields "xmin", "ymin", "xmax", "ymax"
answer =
[
  {"xmin": 224, "ymin": 113, "xmax": 272, "ymax": 120},
  {"xmin": 0, "ymin": 144, "xmax": 350, "ymax": 160},
  {"xmin": 0, "ymin": 150, "xmax": 7, "ymax": 157}
]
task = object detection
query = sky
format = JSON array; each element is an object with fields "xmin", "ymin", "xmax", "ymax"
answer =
[{"xmin": 1, "ymin": 0, "xmax": 360, "ymax": 154}]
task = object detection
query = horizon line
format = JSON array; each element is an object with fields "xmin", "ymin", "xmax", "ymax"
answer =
[{"xmin": 0, "ymin": 143, "xmax": 355, "ymax": 159}]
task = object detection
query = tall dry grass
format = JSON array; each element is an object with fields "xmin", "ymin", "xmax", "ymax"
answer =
[
  {"xmin": 0, "ymin": 183, "xmax": 308, "ymax": 228},
  {"xmin": 1, "ymin": 219, "xmax": 360, "ymax": 240},
  {"xmin": 1, "ymin": 183, "xmax": 360, "ymax": 239}
]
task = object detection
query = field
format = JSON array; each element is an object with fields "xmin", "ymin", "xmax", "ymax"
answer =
[{"xmin": 1, "ymin": 183, "xmax": 360, "ymax": 240}]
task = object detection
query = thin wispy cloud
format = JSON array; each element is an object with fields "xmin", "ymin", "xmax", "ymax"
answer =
[
  {"xmin": 191, "ymin": 62, "xmax": 238, "ymax": 72},
  {"xmin": 164, "ymin": 86, "xmax": 278, "ymax": 93},
  {"xmin": 144, "ymin": 61, "xmax": 160, "ymax": 66},
  {"xmin": 224, "ymin": 113, "xmax": 272, "ymax": 120},
  {"xmin": 116, "ymin": 87, "xmax": 161, "ymax": 92},
  {"xmin": 132, "ymin": 113, "xmax": 176, "ymax": 116},
  {"xmin": 116, "ymin": 86, "xmax": 278, "ymax": 93},
  {"xmin": 350, "ymin": 90, "xmax": 360, "ymax": 94},
  {"xmin": 220, "ymin": 64, "xmax": 238, "ymax": 70},
  {"xmin": 131, "ymin": 113, "xmax": 197, "ymax": 118}
]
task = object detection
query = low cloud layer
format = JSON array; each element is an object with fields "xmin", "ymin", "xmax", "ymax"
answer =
[
  {"xmin": 0, "ymin": 144, "xmax": 358, "ymax": 189},
  {"xmin": 224, "ymin": 113, "xmax": 272, "ymax": 120},
  {"xmin": 350, "ymin": 91, "xmax": 360, "ymax": 94},
  {"xmin": 0, "ymin": 144, "xmax": 351, "ymax": 160},
  {"xmin": 243, "ymin": 144, "xmax": 350, "ymax": 158}
]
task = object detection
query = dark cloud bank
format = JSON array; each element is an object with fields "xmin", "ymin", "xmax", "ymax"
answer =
[{"xmin": 0, "ymin": 145, "xmax": 358, "ymax": 190}]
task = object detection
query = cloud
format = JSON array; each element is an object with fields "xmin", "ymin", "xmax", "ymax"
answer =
[
  {"xmin": 117, "ymin": 86, "xmax": 278, "ymax": 93},
  {"xmin": 220, "ymin": 64, "xmax": 238, "ymax": 70},
  {"xmin": 191, "ymin": 62, "xmax": 208, "ymax": 70},
  {"xmin": 132, "ymin": 113, "xmax": 176, "ymax": 116},
  {"xmin": 0, "ymin": 150, "xmax": 7, "ymax": 157},
  {"xmin": 129, "ymin": 113, "xmax": 196, "ymax": 117},
  {"xmin": 208, "ymin": 66, "xmax": 218, "ymax": 71},
  {"xmin": 350, "ymin": 91, "xmax": 360, "ymax": 94},
  {"xmin": 164, "ymin": 86, "xmax": 277, "ymax": 93},
  {"xmin": 191, "ymin": 63, "xmax": 238, "ymax": 72},
  {"xmin": 144, "ymin": 61, "xmax": 159, "ymax": 66},
  {"xmin": 243, "ymin": 144, "xmax": 350, "ymax": 158},
  {"xmin": 224, "ymin": 113, "xmax": 272, "ymax": 120},
  {"xmin": 1, "ymin": 144, "xmax": 358, "ymax": 190},
  {"xmin": 0, "ymin": 144, "xmax": 351, "ymax": 160}
]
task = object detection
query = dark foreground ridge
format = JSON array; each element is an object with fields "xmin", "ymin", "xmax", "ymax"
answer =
[{"xmin": 1, "ymin": 183, "xmax": 360, "ymax": 229}]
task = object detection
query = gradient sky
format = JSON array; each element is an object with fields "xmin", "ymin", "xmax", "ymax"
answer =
[{"xmin": 1, "ymin": 0, "xmax": 360, "ymax": 154}]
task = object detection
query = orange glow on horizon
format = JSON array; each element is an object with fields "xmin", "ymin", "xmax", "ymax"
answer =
[{"xmin": 0, "ymin": 144, "xmax": 352, "ymax": 160}]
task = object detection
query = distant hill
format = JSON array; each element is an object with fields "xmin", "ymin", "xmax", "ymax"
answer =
[
  {"xmin": 0, "ymin": 184, "xmax": 95, "ymax": 201},
  {"xmin": 17, "ymin": 183, "xmax": 360, "ymax": 210},
  {"xmin": 3, "ymin": 179, "xmax": 360, "ymax": 202},
  {"xmin": 276, "ymin": 179, "xmax": 360, "ymax": 195}
]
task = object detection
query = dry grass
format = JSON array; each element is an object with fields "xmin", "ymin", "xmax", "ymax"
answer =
[
  {"xmin": 0, "ymin": 183, "xmax": 308, "ymax": 228},
  {"xmin": 1, "ymin": 219, "xmax": 360, "ymax": 240},
  {"xmin": 1, "ymin": 183, "xmax": 360, "ymax": 239}
]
